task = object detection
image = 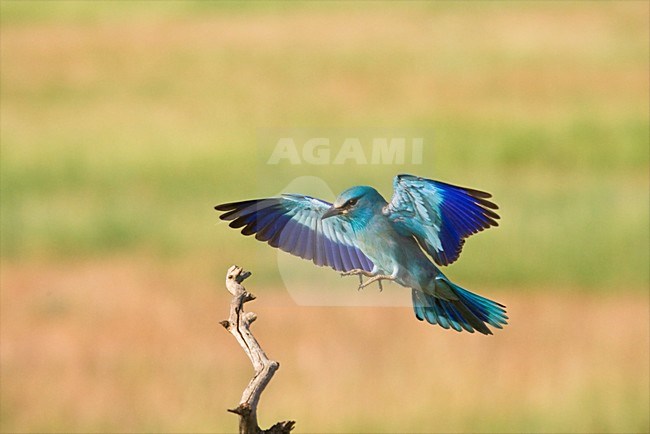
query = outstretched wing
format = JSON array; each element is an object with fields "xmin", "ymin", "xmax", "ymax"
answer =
[
  {"xmin": 384, "ymin": 174, "xmax": 499, "ymax": 266},
  {"xmin": 215, "ymin": 194, "xmax": 374, "ymax": 273}
]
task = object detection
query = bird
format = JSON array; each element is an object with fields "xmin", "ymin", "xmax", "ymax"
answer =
[{"xmin": 215, "ymin": 174, "xmax": 507, "ymax": 335}]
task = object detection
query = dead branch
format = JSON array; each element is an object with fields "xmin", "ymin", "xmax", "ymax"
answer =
[{"xmin": 220, "ymin": 265, "xmax": 295, "ymax": 434}]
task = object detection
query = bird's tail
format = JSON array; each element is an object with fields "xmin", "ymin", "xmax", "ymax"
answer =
[{"xmin": 412, "ymin": 277, "xmax": 508, "ymax": 335}]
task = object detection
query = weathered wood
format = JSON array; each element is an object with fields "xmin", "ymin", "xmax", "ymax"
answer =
[{"xmin": 221, "ymin": 265, "xmax": 295, "ymax": 434}]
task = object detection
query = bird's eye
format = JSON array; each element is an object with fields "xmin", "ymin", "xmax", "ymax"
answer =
[{"xmin": 347, "ymin": 198, "xmax": 358, "ymax": 207}]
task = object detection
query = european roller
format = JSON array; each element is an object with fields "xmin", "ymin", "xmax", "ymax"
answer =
[{"xmin": 215, "ymin": 174, "xmax": 507, "ymax": 335}]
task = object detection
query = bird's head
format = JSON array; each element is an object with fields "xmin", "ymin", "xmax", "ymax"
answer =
[{"xmin": 322, "ymin": 186, "xmax": 383, "ymax": 220}]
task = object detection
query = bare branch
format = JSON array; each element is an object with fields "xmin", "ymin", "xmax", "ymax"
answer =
[{"xmin": 221, "ymin": 265, "xmax": 295, "ymax": 434}]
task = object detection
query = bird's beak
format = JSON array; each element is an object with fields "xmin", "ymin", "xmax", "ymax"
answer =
[{"xmin": 322, "ymin": 206, "xmax": 342, "ymax": 220}]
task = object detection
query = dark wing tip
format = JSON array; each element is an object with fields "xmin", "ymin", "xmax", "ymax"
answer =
[
  {"xmin": 465, "ymin": 187, "xmax": 493, "ymax": 199},
  {"xmin": 215, "ymin": 199, "xmax": 265, "ymax": 212},
  {"xmin": 483, "ymin": 209, "xmax": 501, "ymax": 222},
  {"xmin": 214, "ymin": 203, "xmax": 234, "ymax": 211},
  {"xmin": 475, "ymin": 197, "xmax": 499, "ymax": 210},
  {"xmin": 463, "ymin": 188, "xmax": 501, "ymax": 222}
]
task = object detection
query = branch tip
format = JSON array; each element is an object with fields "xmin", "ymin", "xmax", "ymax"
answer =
[{"xmin": 227, "ymin": 265, "xmax": 252, "ymax": 284}]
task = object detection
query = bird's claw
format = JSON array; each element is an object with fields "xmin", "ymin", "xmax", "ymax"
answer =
[
  {"xmin": 357, "ymin": 274, "xmax": 395, "ymax": 291},
  {"xmin": 344, "ymin": 270, "xmax": 393, "ymax": 291},
  {"xmin": 341, "ymin": 269, "xmax": 374, "ymax": 290},
  {"xmin": 359, "ymin": 280, "xmax": 383, "ymax": 292}
]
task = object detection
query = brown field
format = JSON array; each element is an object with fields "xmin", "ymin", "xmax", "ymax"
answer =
[{"xmin": 1, "ymin": 258, "xmax": 648, "ymax": 433}]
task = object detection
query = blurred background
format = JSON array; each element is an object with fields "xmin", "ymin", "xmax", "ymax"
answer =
[{"xmin": 1, "ymin": 1, "xmax": 648, "ymax": 432}]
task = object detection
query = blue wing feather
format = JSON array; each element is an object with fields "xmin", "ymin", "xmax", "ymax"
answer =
[
  {"xmin": 215, "ymin": 194, "xmax": 374, "ymax": 273},
  {"xmin": 385, "ymin": 174, "xmax": 500, "ymax": 266}
]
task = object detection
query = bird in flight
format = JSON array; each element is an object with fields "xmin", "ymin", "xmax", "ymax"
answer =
[{"xmin": 215, "ymin": 174, "xmax": 507, "ymax": 335}]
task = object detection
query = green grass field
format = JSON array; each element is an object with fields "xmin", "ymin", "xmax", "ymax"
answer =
[{"xmin": 1, "ymin": 1, "xmax": 648, "ymax": 433}]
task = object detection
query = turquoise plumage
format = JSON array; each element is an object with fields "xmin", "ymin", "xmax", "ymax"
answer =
[{"xmin": 216, "ymin": 174, "xmax": 507, "ymax": 335}]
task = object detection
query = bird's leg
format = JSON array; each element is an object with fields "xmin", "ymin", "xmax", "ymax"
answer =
[
  {"xmin": 340, "ymin": 269, "xmax": 374, "ymax": 278},
  {"xmin": 358, "ymin": 274, "xmax": 395, "ymax": 291},
  {"xmin": 341, "ymin": 269, "xmax": 386, "ymax": 291},
  {"xmin": 340, "ymin": 269, "xmax": 373, "ymax": 287}
]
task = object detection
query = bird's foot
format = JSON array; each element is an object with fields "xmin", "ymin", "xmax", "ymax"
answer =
[
  {"xmin": 356, "ymin": 274, "xmax": 365, "ymax": 291},
  {"xmin": 358, "ymin": 275, "xmax": 395, "ymax": 291}
]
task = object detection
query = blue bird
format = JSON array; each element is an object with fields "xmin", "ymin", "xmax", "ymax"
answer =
[{"xmin": 215, "ymin": 174, "xmax": 507, "ymax": 335}]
